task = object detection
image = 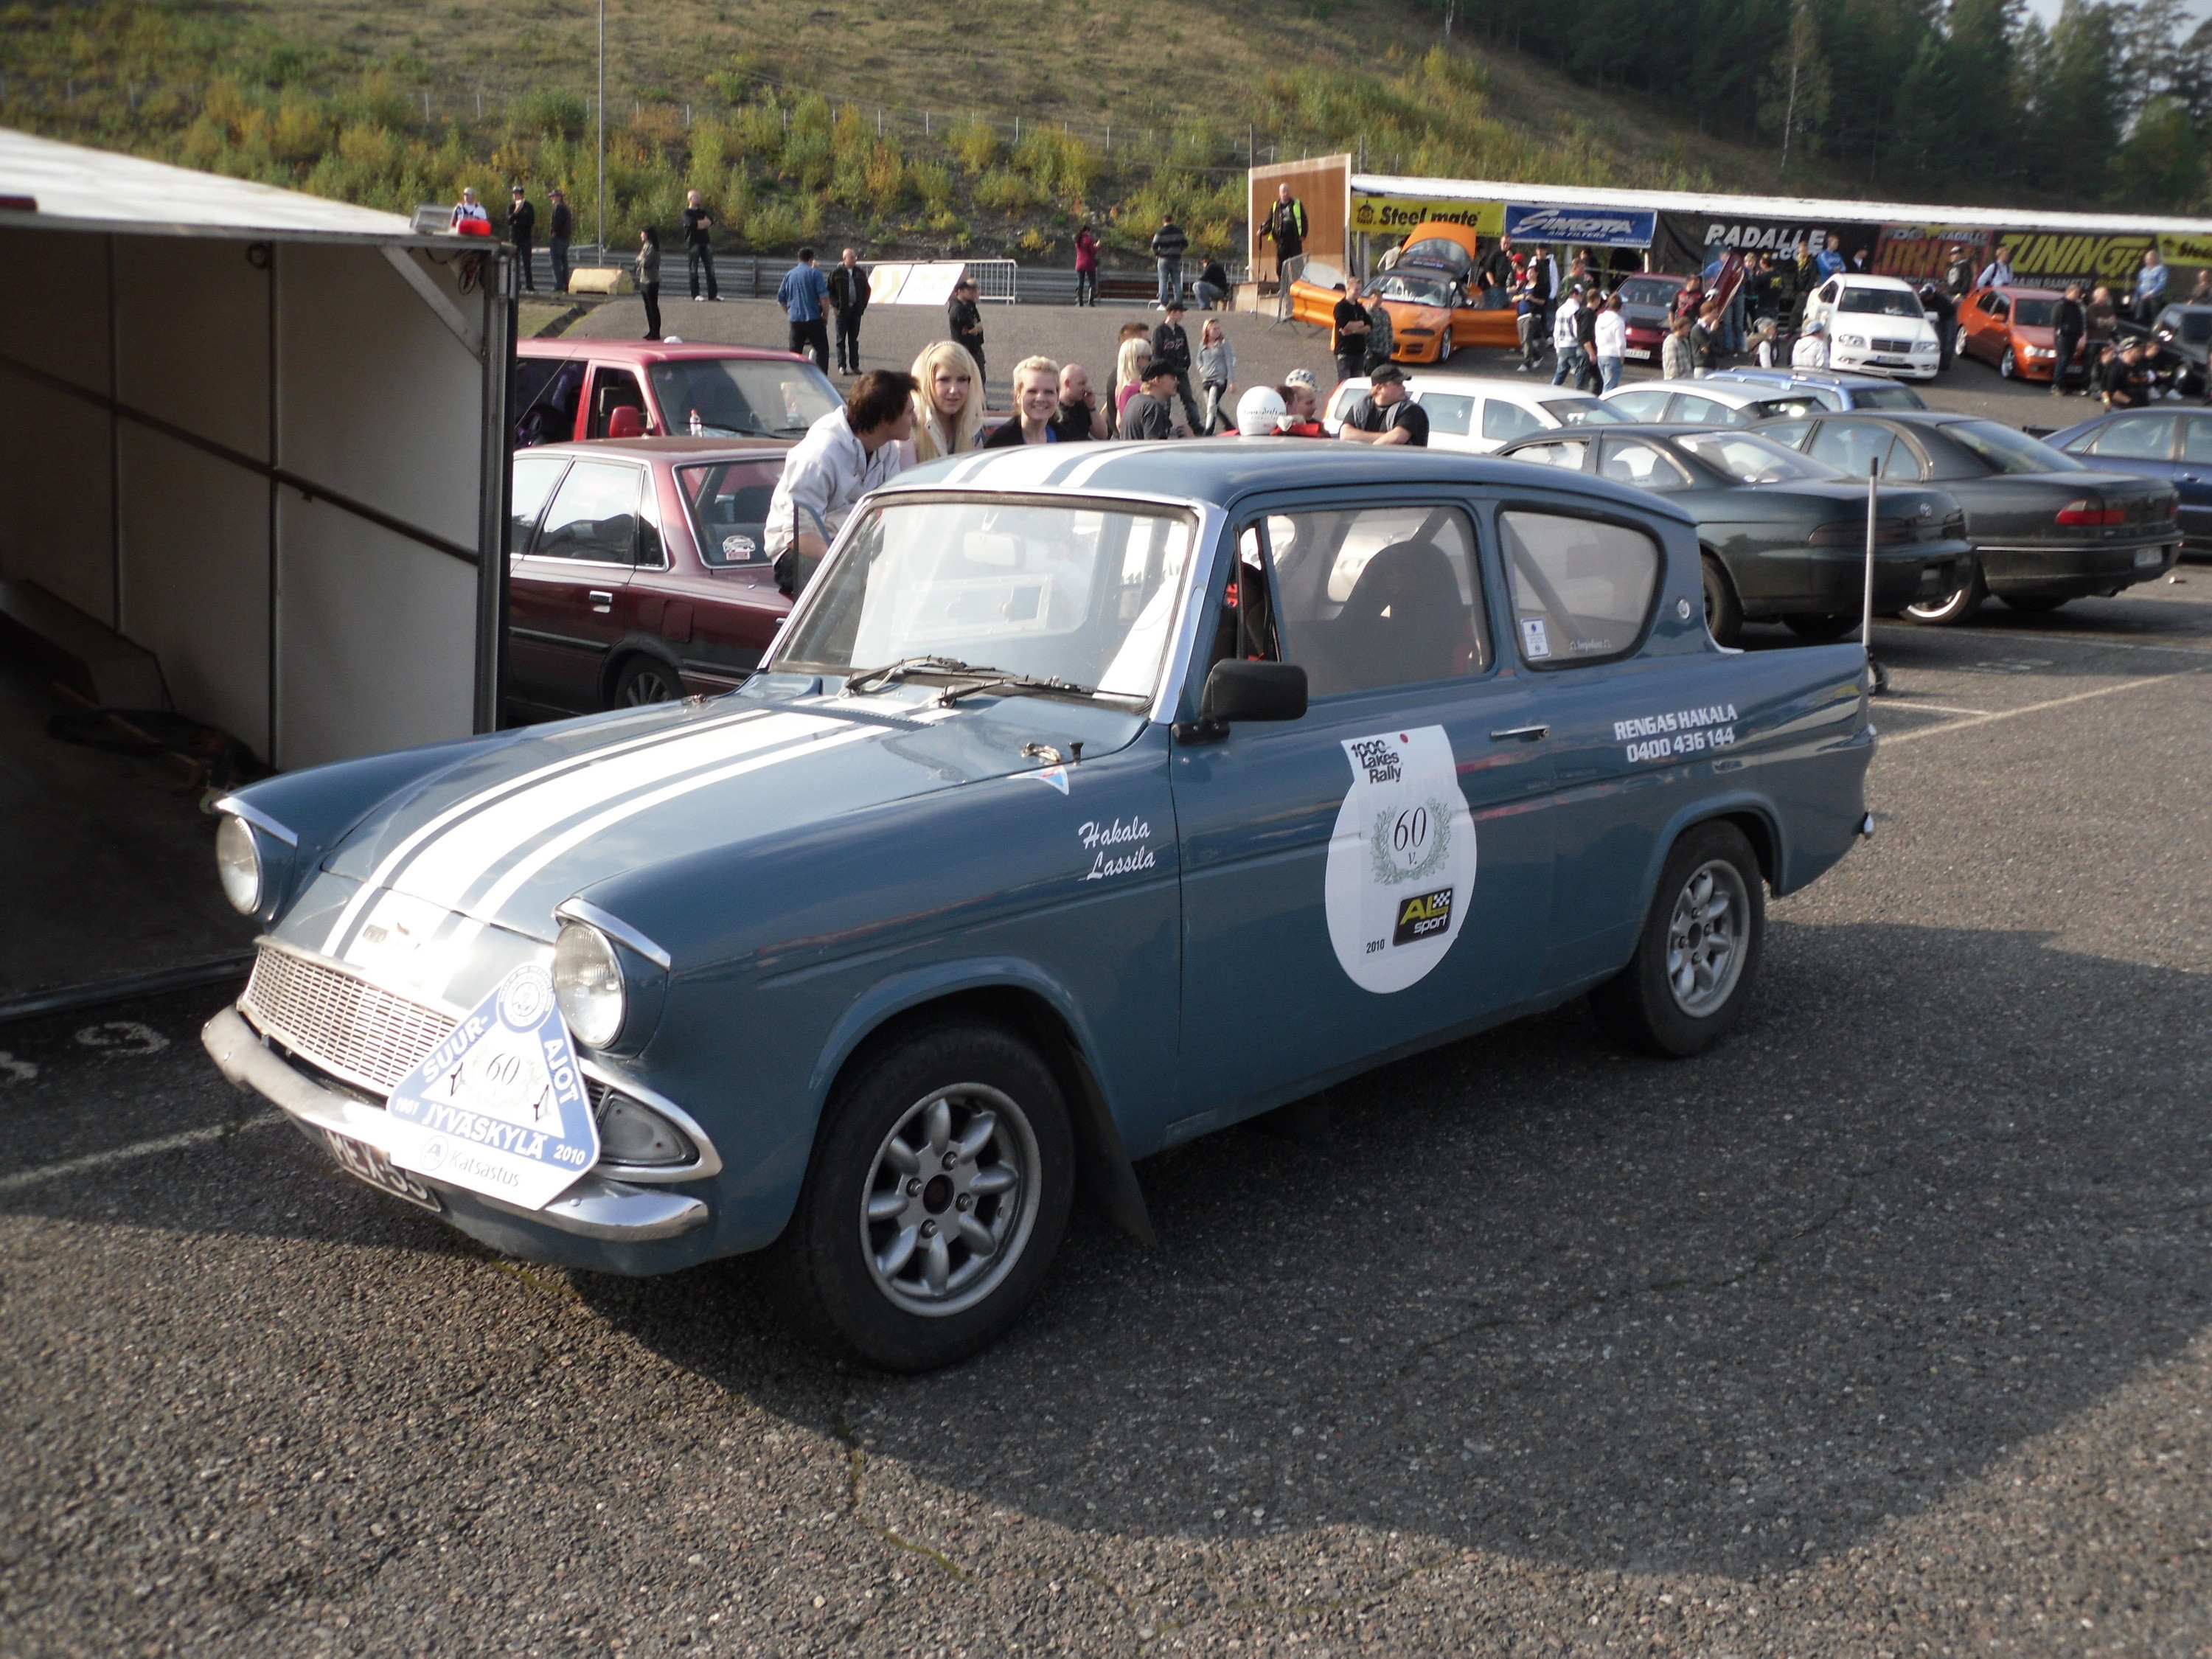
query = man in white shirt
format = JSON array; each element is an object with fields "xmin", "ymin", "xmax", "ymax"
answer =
[
  {"xmin": 1592, "ymin": 293, "xmax": 1627, "ymax": 392},
  {"xmin": 765, "ymin": 370, "xmax": 917, "ymax": 595},
  {"xmin": 1975, "ymin": 245, "xmax": 2014, "ymax": 290},
  {"xmin": 1792, "ymin": 320, "xmax": 1829, "ymax": 370},
  {"xmin": 1549, "ymin": 288, "xmax": 1585, "ymax": 388}
]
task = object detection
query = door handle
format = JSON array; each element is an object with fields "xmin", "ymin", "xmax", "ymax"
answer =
[
  {"xmin": 1489, "ymin": 724, "xmax": 1548, "ymax": 742},
  {"xmin": 587, "ymin": 589, "xmax": 615, "ymax": 613}
]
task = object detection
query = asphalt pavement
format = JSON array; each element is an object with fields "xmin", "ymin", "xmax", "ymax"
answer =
[{"xmin": 3, "ymin": 568, "xmax": 2209, "ymax": 1654}]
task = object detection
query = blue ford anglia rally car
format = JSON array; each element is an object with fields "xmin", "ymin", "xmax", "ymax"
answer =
[{"xmin": 204, "ymin": 442, "xmax": 1874, "ymax": 1369}]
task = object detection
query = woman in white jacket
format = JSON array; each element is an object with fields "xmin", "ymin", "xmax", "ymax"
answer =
[{"xmin": 1592, "ymin": 293, "xmax": 1626, "ymax": 393}]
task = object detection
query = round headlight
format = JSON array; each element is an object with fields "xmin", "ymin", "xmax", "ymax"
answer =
[
  {"xmin": 553, "ymin": 922, "xmax": 626, "ymax": 1049},
  {"xmin": 215, "ymin": 815, "xmax": 263, "ymax": 914}
]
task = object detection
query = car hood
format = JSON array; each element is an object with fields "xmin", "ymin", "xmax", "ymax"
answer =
[{"xmin": 309, "ymin": 689, "xmax": 1144, "ymax": 953}]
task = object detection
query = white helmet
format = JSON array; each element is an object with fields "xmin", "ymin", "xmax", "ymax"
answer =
[{"xmin": 1236, "ymin": 386, "xmax": 1287, "ymax": 436}]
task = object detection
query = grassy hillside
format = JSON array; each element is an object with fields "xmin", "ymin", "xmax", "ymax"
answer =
[{"xmin": 4, "ymin": 0, "xmax": 1858, "ymax": 262}]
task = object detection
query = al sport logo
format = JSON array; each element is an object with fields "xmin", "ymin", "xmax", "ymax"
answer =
[{"xmin": 1324, "ymin": 726, "xmax": 1478, "ymax": 995}]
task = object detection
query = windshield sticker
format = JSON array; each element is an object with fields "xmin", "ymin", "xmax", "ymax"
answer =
[
  {"xmin": 1520, "ymin": 618, "xmax": 1553, "ymax": 660},
  {"xmin": 1325, "ymin": 727, "xmax": 1477, "ymax": 993},
  {"xmin": 721, "ymin": 534, "xmax": 757, "ymax": 561},
  {"xmin": 383, "ymin": 963, "xmax": 600, "ymax": 1211},
  {"xmin": 1080, "ymin": 816, "xmax": 1156, "ymax": 880},
  {"xmin": 1616, "ymin": 703, "xmax": 1739, "ymax": 764}
]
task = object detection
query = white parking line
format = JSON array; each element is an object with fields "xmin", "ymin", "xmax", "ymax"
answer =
[
  {"xmin": 0, "ymin": 1113, "xmax": 282, "ymax": 1194},
  {"xmin": 1886, "ymin": 701, "xmax": 1996, "ymax": 717},
  {"xmin": 1882, "ymin": 667, "xmax": 2205, "ymax": 746},
  {"xmin": 1873, "ymin": 625, "xmax": 2212, "ymax": 656}
]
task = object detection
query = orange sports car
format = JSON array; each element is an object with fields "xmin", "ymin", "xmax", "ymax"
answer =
[{"xmin": 1287, "ymin": 220, "xmax": 1523, "ymax": 365}]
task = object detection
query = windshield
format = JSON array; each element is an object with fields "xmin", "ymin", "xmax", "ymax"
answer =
[
  {"xmin": 1616, "ymin": 277, "xmax": 1682, "ymax": 309},
  {"xmin": 1677, "ymin": 431, "xmax": 1842, "ymax": 484},
  {"xmin": 1399, "ymin": 237, "xmax": 1474, "ymax": 276},
  {"xmin": 1837, "ymin": 288, "xmax": 1928, "ymax": 320},
  {"xmin": 1371, "ymin": 271, "xmax": 1457, "ymax": 306},
  {"xmin": 2172, "ymin": 310, "xmax": 2212, "ymax": 343},
  {"xmin": 647, "ymin": 358, "xmax": 840, "ymax": 439},
  {"xmin": 1851, "ymin": 383, "xmax": 1926, "ymax": 409},
  {"xmin": 773, "ymin": 496, "xmax": 1194, "ymax": 701},
  {"xmin": 1537, "ymin": 396, "xmax": 1629, "ymax": 426},
  {"xmin": 1947, "ymin": 420, "xmax": 2083, "ymax": 475}
]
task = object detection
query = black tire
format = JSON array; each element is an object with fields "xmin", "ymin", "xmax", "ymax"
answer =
[
  {"xmin": 1701, "ymin": 555, "xmax": 1745, "ymax": 647},
  {"xmin": 612, "ymin": 655, "xmax": 681, "ymax": 707},
  {"xmin": 769, "ymin": 1022, "xmax": 1074, "ymax": 1371},
  {"xmin": 1589, "ymin": 821, "xmax": 1765, "ymax": 1058},
  {"xmin": 1781, "ymin": 613, "xmax": 1857, "ymax": 641},
  {"xmin": 2000, "ymin": 345, "xmax": 2017, "ymax": 380},
  {"xmin": 1439, "ymin": 325, "xmax": 1453, "ymax": 363},
  {"xmin": 1903, "ymin": 558, "xmax": 1987, "ymax": 626},
  {"xmin": 1999, "ymin": 593, "xmax": 2069, "ymax": 613},
  {"xmin": 1954, "ymin": 323, "xmax": 1970, "ymax": 361}
]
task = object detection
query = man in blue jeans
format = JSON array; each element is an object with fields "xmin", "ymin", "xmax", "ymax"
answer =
[
  {"xmin": 777, "ymin": 246, "xmax": 831, "ymax": 372},
  {"xmin": 1151, "ymin": 215, "xmax": 1188, "ymax": 309}
]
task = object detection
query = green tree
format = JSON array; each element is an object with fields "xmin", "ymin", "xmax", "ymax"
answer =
[
  {"xmin": 2115, "ymin": 94, "xmax": 2204, "ymax": 208},
  {"xmin": 1758, "ymin": 0, "xmax": 1834, "ymax": 173},
  {"xmin": 2030, "ymin": 0, "xmax": 2124, "ymax": 199}
]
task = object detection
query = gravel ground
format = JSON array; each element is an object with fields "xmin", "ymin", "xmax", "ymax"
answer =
[{"xmin": 2, "ymin": 573, "xmax": 2208, "ymax": 1657}]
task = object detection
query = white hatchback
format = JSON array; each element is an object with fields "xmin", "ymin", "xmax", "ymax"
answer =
[
  {"xmin": 1324, "ymin": 372, "xmax": 1627, "ymax": 453},
  {"xmin": 1798, "ymin": 275, "xmax": 1944, "ymax": 381}
]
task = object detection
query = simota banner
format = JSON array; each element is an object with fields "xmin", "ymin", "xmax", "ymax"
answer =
[{"xmin": 1503, "ymin": 203, "xmax": 1656, "ymax": 248}]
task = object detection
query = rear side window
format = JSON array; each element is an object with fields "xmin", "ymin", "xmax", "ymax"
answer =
[
  {"xmin": 1598, "ymin": 438, "xmax": 1694, "ymax": 491},
  {"xmin": 1809, "ymin": 421, "xmax": 1911, "ymax": 479},
  {"xmin": 535, "ymin": 461, "xmax": 643, "ymax": 563},
  {"xmin": 509, "ymin": 454, "xmax": 568, "ymax": 553},
  {"xmin": 1509, "ymin": 439, "xmax": 1590, "ymax": 470},
  {"xmin": 1670, "ymin": 394, "xmax": 1741, "ymax": 426},
  {"xmin": 1419, "ymin": 392, "xmax": 1477, "ymax": 437},
  {"xmin": 2088, "ymin": 414, "xmax": 2177, "ymax": 460},
  {"xmin": 1481, "ymin": 400, "xmax": 1543, "ymax": 444},
  {"xmin": 2183, "ymin": 417, "xmax": 2212, "ymax": 464},
  {"xmin": 1604, "ymin": 388, "xmax": 1671, "ymax": 422},
  {"xmin": 1500, "ymin": 510, "xmax": 1660, "ymax": 667}
]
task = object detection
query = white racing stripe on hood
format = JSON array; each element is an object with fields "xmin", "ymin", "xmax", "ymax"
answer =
[
  {"xmin": 386, "ymin": 711, "xmax": 836, "ymax": 917},
  {"xmin": 319, "ymin": 704, "xmax": 792, "ymax": 955},
  {"xmin": 436, "ymin": 722, "xmax": 878, "ymax": 991}
]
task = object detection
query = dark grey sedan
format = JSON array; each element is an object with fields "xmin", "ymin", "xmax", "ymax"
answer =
[
  {"xmin": 1498, "ymin": 425, "xmax": 1973, "ymax": 645},
  {"xmin": 1750, "ymin": 411, "xmax": 2182, "ymax": 622}
]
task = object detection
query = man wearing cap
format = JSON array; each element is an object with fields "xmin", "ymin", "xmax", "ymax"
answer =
[
  {"xmin": 507, "ymin": 186, "xmax": 537, "ymax": 292},
  {"xmin": 1335, "ymin": 364, "xmax": 1427, "ymax": 447},
  {"xmin": 1120, "ymin": 362, "xmax": 1183, "ymax": 440}
]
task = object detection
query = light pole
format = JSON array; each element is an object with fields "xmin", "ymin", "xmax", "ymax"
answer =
[{"xmin": 596, "ymin": 0, "xmax": 605, "ymax": 257}]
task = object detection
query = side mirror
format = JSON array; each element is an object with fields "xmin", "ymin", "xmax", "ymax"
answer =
[{"xmin": 1176, "ymin": 660, "xmax": 1307, "ymax": 742}]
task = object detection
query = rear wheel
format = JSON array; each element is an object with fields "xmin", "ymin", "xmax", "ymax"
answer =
[
  {"xmin": 1590, "ymin": 821, "xmax": 1765, "ymax": 1057},
  {"xmin": 1904, "ymin": 558, "xmax": 1987, "ymax": 626},
  {"xmin": 1701, "ymin": 554, "xmax": 1745, "ymax": 647},
  {"xmin": 2000, "ymin": 345, "xmax": 2018, "ymax": 379},
  {"xmin": 613, "ymin": 655, "xmax": 681, "ymax": 706},
  {"xmin": 769, "ymin": 1022, "xmax": 1073, "ymax": 1371},
  {"xmin": 2000, "ymin": 593, "xmax": 2069, "ymax": 613},
  {"xmin": 1782, "ymin": 613, "xmax": 1857, "ymax": 641}
]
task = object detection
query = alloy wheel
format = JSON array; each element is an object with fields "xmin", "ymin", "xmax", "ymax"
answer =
[
  {"xmin": 860, "ymin": 1084, "xmax": 1040, "ymax": 1318},
  {"xmin": 1665, "ymin": 859, "xmax": 1750, "ymax": 1018}
]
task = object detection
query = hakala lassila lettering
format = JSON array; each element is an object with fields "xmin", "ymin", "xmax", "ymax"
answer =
[
  {"xmin": 1079, "ymin": 817, "xmax": 1157, "ymax": 880},
  {"xmin": 1614, "ymin": 703, "xmax": 1739, "ymax": 764}
]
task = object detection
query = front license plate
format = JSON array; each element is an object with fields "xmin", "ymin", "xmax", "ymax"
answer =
[{"xmin": 314, "ymin": 1125, "xmax": 444, "ymax": 1212}]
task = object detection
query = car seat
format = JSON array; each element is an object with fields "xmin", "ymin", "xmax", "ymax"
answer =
[
  {"xmin": 1305, "ymin": 540, "xmax": 1473, "ymax": 695},
  {"xmin": 607, "ymin": 406, "xmax": 647, "ymax": 439}
]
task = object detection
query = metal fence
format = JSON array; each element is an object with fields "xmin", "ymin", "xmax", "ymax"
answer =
[{"xmin": 527, "ymin": 248, "xmax": 1247, "ymax": 306}]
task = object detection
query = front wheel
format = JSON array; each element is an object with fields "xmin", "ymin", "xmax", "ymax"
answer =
[
  {"xmin": 1701, "ymin": 554, "xmax": 1745, "ymax": 647},
  {"xmin": 1439, "ymin": 325, "xmax": 1453, "ymax": 363},
  {"xmin": 1954, "ymin": 323, "xmax": 1971, "ymax": 361},
  {"xmin": 1589, "ymin": 821, "xmax": 1765, "ymax": 1057},
  {"xmin": 770, "ymin": 1022, "xmax": 1074, "ymax": 1371},
  {"xmin": 1903, "ymin": 558, "xmax": 1987, "ymax": 626},
  {"xmin": 2000, "ymin": 345, "xmax": 2018, "ymax": 379}
]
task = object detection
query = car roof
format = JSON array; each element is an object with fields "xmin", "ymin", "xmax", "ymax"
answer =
[
  {"xmin": 1988, "ymin": 284, "xmax": 2069, "ymax": 299},
  {"xmin": 516, "ymin": 339, "xmax": 809, "ymax": 364},
  {"xmin": 1708, "ymin": 366, "xmax": 1896, "ymax": 390},
  {"xmin": 1751, "ymin": 408, "xmax": 1978, "ymax": 429},
  {"xmin": 523, "ymin": 437, "xmax": 794, "ymax": 461},
  {"xmin": 1828, "ymin": 273, "xmax": 1919, "ymax": 291},
  {"xmin": 1332, "ymin": 373, "xmax": 1600, "ymax": 409},
  {"xmin": 884, "ymin": 438, "xmax": 1698, "ymax": 525},
  {"xmin": 1604, "ymin": 380, "xmax": 1781, "ymax": 408}
]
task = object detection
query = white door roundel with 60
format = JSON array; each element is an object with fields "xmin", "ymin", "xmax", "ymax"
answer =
[{"xmin": 1324, "ymin": 726, "xmax": 1477, "ymax": 993}]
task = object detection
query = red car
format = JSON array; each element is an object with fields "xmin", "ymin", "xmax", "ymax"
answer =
[
  {"xmin": 506, "ymin": 438, "xmax": 795, "ymax": 715},
  {"xmin": 513, "ymin": 339, "xmax": 841, "ymax": 446},
  {"xmin": 1954, "ymin": 284, "xmax": 2070, "ymax": 383},
  {"xmin": 1616, "ymin": 272, "xmax": 1690, "ymax": 364}
]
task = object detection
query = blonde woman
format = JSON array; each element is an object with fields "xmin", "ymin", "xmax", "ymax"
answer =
[
  {"xmin": 1197, "ymin": 318, "xmax": 1236, "ymax": 436},
  {"xmin": 1110, "ymin": 335, "xmax": 1152, "ymax": 437},
  {"xmin": 904, "ymin": 340, "xmax": 985, "ymax": 464}
]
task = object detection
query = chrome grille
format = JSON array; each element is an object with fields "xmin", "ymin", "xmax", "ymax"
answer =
[
  {"xmin": 1873, "ymin": 337, "xmax": 1913, "ymax": 353},
  {"xmin": 241, "ymin": 945, "xmax": 456, "ymax": 1097}
]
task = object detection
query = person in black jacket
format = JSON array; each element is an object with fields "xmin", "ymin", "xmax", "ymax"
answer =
[
  {"xmin": 2051, "ymin": 283, "xmax": 2087, "ymax": 395},
  {"xmin": 681, "ymin": 189, "xmax": 719, "ymax": 301},
  {"xmin": 1150, "ymin": 301, "xmax": 1203, "ymax": 434},
  {"xmin": 1332, "ymin": 278, "xmax": 1371, "ymax": 383},
  {"xmin": 828, "ymin": 248, "xmax": 871, "ymax": 375},
  {"xmin": 1152, "ymin": 215, "xmax": 1189, "ymax": 309},
  {"xmin": 1921, "ymin": 282, "xmax": 1958, "ymax": 372},
  {"xmin": 946, "ymin": 276, "xmax": 987, "ymax": 392},
  {"xmin": 1121, "ymin": 362, "xmax": 1181, "ymax": 439},
  {"xmin": 547, "ymin": 187, "xmax": 572, "ymax": 293},
  {"xmin": 507, "ymin": 186, "xmax": 537, "ymax": 291}
]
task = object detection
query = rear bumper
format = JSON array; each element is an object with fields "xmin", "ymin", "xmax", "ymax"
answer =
[
  {"xmin": 203, "ymin": 1006, "xmax": 712, "ymax": 1258},
  {"xmin": 1745, "ymin": 541, "xmax": 1975, "ymax": 618},
  {"xmin": 1978, "ymin": 536, "xmax": 2180, "ymax": 598}
]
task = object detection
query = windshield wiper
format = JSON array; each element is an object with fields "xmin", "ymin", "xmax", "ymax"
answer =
[
  {"xmin": 844, "ymin": 656, "xmax": 979, "ymax": 695},
  {"xmin": 935, "ymin": 669, "xmax": 1110, "ymax": 707}
]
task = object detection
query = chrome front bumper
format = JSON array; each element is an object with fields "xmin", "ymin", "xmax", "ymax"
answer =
[{"xmin": 202, "ymin": 1006, "xmax": 709, "ymax": 1242}]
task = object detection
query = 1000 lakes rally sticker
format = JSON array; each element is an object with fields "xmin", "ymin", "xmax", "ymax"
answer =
[
  {"xmin": 1324, "ymin": 726, "xmax": 1477, "ymax": 993},
  {"xmin": 383, "ymin": 964, "xmax": 600, "ymax": 1209}
]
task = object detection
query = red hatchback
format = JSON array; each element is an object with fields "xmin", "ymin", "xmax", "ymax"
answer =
[
  {"xmin": 1954, "ymin": 285, "xmax": 2070, "ymax": 383},
  {"xmin": 506, "ymin": 438, "xmax": 794, "ymax": 717},
  {"xmin": 514, "ymin": 340, "xmax": 841, "ymax": 445}
]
